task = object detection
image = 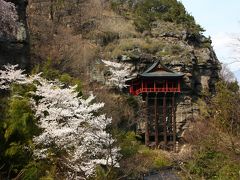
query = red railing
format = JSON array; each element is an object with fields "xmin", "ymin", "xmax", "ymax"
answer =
[{"xmin": 130, "ymin": 87, "xmax": 180, "ymax": 96}]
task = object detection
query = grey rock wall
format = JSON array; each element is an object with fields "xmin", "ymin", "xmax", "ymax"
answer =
[
  {"xmin": 100, "ymin": 42, "xmax": 220, "ymax": 138},
  {"xmin": 0, "ymin": 0, "xmax": 29, "ymax": 69}
]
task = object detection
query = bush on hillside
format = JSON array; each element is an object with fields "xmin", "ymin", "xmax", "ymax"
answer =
[{"xmin": 111, "ymin": 0, "xmax": 204, "ymax": 33}]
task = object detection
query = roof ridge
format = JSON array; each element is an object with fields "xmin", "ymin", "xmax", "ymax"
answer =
[{"xmin": 142, "ymin": 60, "xmax": 175, "ymax": 74}]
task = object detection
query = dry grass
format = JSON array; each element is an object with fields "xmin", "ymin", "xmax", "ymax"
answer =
[
  {"xmin": 151, "ymin": 21, "xmax": 186, "ymax": 37},
  {"xmin": 103, "ymin": 38, "xmax": 166, "ymax": 59},
  {"xmin": 120, "ymin": 145, "xmax": 171, "ymax": 178},
  {"xmin": 99, "ymin": 10, "xmax": 139, "ymax": 38},
  {"xmin": 103, "ymin": 37, "xmax": 191, "ymax": 60}
]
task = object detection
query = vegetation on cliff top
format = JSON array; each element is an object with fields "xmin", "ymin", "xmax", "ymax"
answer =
[{"xmin": 111, "ymin": 0, "xmax": 204, "ymax": 33}]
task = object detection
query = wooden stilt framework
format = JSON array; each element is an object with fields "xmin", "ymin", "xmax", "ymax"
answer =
[
  {"xmin": 126, "ymin": 60, "xmax": 183, "ymax": 151},
  {"xmin": 144, "ymin": 94, "xmax": 178, "ymax": 150}
]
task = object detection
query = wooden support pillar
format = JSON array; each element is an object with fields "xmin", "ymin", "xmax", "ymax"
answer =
[
  {"xmin": 154, "ymin": 93, "xmax": 158, "ymax": 147},
  {"xmin": 145, "ymin": 94, "xmax": 149, "ymax": 146},
  {"xmin": 172, "ymin": 94, "xmax": 176, "ymax": 152},
  {"xmin": 130, "ymin": 86, "xmax": 132, "ymax": 94},
  {"xmin": 163, "ymin": 94, "xmax": 167, "ymax": 148},
  {"xmin": 178, "ymin": 79, "xmax": 180, "ymax": 92},
  {"xmin": 166, "ymin": 80, "xmax": 168, "ymax": 92},
  {"xmin": 153, "ymin": 80, "xmax": 156, "ymax": 92}
]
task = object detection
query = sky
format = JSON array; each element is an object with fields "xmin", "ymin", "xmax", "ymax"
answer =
[{"xmin": 180, "ymin": 0, "xmax": 240, "ymax": 82}]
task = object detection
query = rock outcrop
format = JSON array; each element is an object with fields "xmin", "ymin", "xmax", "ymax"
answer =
[{"xmin": 0, "ymin": 0, "xmax": 29, "ymax": 69}]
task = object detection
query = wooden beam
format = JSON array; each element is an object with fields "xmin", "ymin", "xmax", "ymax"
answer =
[
  {"xmin": 172, "ymin": 94, "xmax": 176, "ymax": 152},
  {"xmin": 178, "ymin": 79, "xmax": 180, "ymax": 92},
  {"xmin": 130, "ymin": 86, "xmax": 133, "ymax": 94},
  {"xmin": 154, "ymin": 80, "xmax": 156, "ymax": 91},
  {"xmin": 145, "ymin": 93, "xmax": 149, "ymax": 146},
  {"xmin": 154, "ymin": 93, "xmax": 158, "ymax": 147},
  {"xmin": 166, "ymin": 80, "xmax": 168, "ymax": 92},
  {"xmin": 163, "ymin": 94, "xmax": 167, "ymax": 148}
]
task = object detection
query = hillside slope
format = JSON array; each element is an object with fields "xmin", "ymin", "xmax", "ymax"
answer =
[
  {"xmin": 27, "ymin": 0, "xmax": 220, "ymax": 137},
  {"xmin": 2, "ymin": 0, "xmax": 239, "ymax": 179}
]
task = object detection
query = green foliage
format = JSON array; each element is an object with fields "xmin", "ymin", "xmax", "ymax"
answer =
[
  {"xmin": 4, "ymin": 97, "xmax": 36, "ymax": 141},
  {"xmin": 117, "ymin": 131, "xmax": 141, "ymax": 158},
  {"xmin": 140, "ymin": 146, "xmax": 171, "ymax": 168},
  {"xmin": 135, "ymin": 0, "xmax": 204, "ymax": 33},
  {"xmin": 104, "ymin": 38, "xmax": 166, "ymax": 59},
  {"xmin": 111, "ymin": 0, "xmax": 204, "ymax": 33},
  {"xmin": 11, "ymin": 83, "xmax": 37, "ymax": 98},
  {"xmin": 164, "ymin": 44, "xmax": 184, "ymax": 55},
  {"xmin": 216, "ymin": 163, "xmax": 240, "ymax": 180},
  {"xmin": 196, "ymin": 99, "xmax": 209, "ymax": 118},
  {"xmin": 22, "ymin": 161, "xmax": 55, "ymax": 180},
  {"xmin": 119, "ymin": 143, "xmax": 171, "ymax": 178},
  {"xmin": 186, "ymin": 150, "xmax": 240, "ymax": 179},
  {"xmin": 212, "ymin": 81, "xmax": 240, "ymax": 135},
  {"xmin": 184, "ymin": 80, "xmax": 240, "ymax": 179},
  {"xmin": 0, "ymin": 80, "xmax": 70, "ymax": 178},
  {"xmin": 200, "ymin": 42, "xmax": 212, "ymax": 49},
  {"xmin": 0, "ymin": 80, "xmax": 41, "ymax": 178},
  {"xmin": 3, "ymin": 97, "xmax": 37, "ymax": 174},
  {"xmin": 22, "ymin": 162, "xmax": 40, "ymax": 180},
  {"xmin": 153, "ymin": 156, "xmax": 170, "ymax": 169},
  {"xmin": 187, "ymin": 150, "xmax": 224, "ymax": 178},
  {"xmin": 97, "ymin": 31, "xmax": 119, "ymax": 46},
  {"xmin": 126, "ymin": 96, "xmax": 139, "ymax": 111},
  {"xmin": 33, "ymin": 57, "xmax": 66, "ymax": 81},
  {"xmin": 33, "ymin": 57, "xmax": 82, "ymax": 95},
  {"xmin": 94, "ymin": 165, "xmax": 118, "ymax": 180}
]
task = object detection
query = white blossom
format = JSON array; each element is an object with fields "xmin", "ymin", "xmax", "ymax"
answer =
[
  {"xmin": 102, "ymin": 60, "xmax": 135, "ymax": 89},
  {"xmin": 33, "ymin": 81, "xmax": 120, "ymax": 178},
  {"xmin": 0, "ymin": 64, "xmax": 120, "ymax": 179},
  {"xmin": 0, "ymin": 64, "xmax": 41, "ymax": 89}
]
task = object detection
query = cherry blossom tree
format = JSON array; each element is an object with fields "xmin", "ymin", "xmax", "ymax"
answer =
[
  {"xmin": 33, "ymin": 79, "xmax": 120, "ymax": 178},
  {"xmin": 0, "ymin": 64, "xmax": 26, "ymax": 89},
  {"xmin": 102, "ymin": 60, "xmax": 135, "ymax": 89},
  {"xmin": 0, "ymin": 64, "xmax": 120, "ymax": 179},
  {"xmin": 0, "ymin": 64, "xmax": 41, "ymax": 89},
  {"xmin": 0, "ymin": 0, "xmax": 18, "ymax": 38}
]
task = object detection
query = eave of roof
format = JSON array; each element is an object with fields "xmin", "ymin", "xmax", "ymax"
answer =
[
  {"xmin": 125, "ymin": 60, "xmax": 184, "ymax": 84},
  {"xmin": 140, "ymin": 71, "xmax": 183, "ymax": 77},
  {"xmin": 140, "ymin": 60, "xmax": 184, "ymax": 77}
]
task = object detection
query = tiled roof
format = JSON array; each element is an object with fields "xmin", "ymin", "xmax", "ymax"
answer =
[{"xmin": 140, "ymin": 60, "xmax": 183, "ymax": 77}]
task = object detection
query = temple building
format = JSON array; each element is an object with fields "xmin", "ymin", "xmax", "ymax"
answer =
[{"xmin": 126, "ymin": 60, "xmax": 184, "ymax": 151}]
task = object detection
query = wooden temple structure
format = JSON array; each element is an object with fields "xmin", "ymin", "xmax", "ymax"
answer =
[{"xmin": 126, "ymin": 60, "xmax": 183, "ymax": 151}]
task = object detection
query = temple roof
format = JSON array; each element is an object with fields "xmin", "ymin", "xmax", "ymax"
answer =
[
  {"xmin": 125, "ymin": 60, "xmax": 184, "ymax": 84},
  {"xmin": 139, "ymin": 60, "xmax": 184, "ymax": 78}
]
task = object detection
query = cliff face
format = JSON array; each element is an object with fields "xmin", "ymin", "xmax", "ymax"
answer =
[
  {"xmin": 98, "ymin": 31, "xmax": 221, "ymax": 137},
  {"xmin": 27, "ymin": 0, "xmax": 221, "ymax": 139},
  {"xmin": 0, "ymin": 0, "xmax": 29, "ymax": 69}
]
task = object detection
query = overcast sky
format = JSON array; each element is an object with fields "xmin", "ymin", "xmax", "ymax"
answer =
[{"xmin": 180, "ymin": 0, "xmax": 240, "ymax": 82}]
